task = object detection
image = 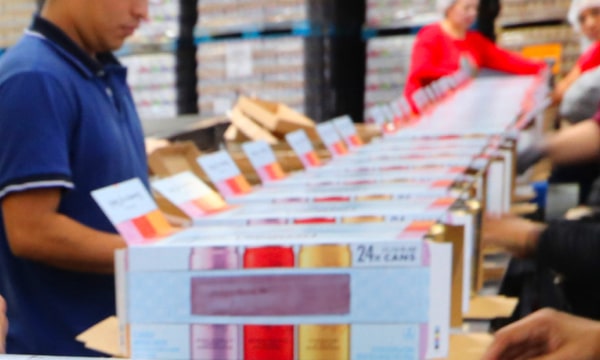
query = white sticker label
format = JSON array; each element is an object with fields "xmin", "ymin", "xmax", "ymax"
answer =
[
  {"xmin": 368, "ymin": 106, "xmax": 386, "ymax": 125},
  {"xmin": 380, "ymin": 105, "xmax": 395, "ymax": 122},
  {"xmin": 351, "ymin": 242, "xmax": 422, "ymax": 268},
  {"xmin": 226, "ymin": 42, "xmax": 253, "ymax": 79},
  {"xmin": 91, "ymin": 178, "xmax": 157, "ymax": 225},
  {"xmin": 332, "ymin": 115, "xmax": 357, "ymax": 139},
  {"xmin": 242, "ymin": 141, "xmax": 277, "ymax": 169},
  {"xmin": 197, "ymin": 151, "xmax": 241, "ymax": 183},
  {"xmin": 316, "ymin": 121, "xmax": 343, "ymax": 147},
  {"xmin": 285, "ymin": 130, "xmax": 314, "ymax": 157},
  {"xmin": 399, "ymin": 97, "xmax": 412, "ymax": 115},
  {"xmin": 152, "ymin": 172, "xmax": 213, "ymax": 205},
  {"xmin": 388, "ymin": 100, "xmax": 403, "ymax": 117}
]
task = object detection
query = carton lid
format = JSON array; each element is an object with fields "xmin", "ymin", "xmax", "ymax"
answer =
[
  {"xmin": 224, "ymin": 124, "xmax": 250, "ymax": 142},
  {"xmin": 76, "ymin": 316, "xmax": 124, "ymax": 358},
  {"xmin": 237, "ymin": 96, "xmax": 279, "ymax": 131},
  {"xmin": 147, "ymin": 141, "xmax": 207, "ymax": 181},
  {"xmin": 276, "ymin": 104, "xmax": 319, "ymax": 140},
  {"xmin": 444, "ymin": 333, "xmax": 494, "ymax": 360},
  {"xmin": 229, "ymin": 106, "xmax": 279, "ymax": 144}
]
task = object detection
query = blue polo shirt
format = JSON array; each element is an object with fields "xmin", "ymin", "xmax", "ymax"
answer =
[{"xmin": 0, "ymin": 16, "xmax": 149, "ymax": 356}]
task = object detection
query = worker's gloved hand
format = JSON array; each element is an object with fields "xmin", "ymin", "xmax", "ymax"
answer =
[
  {"xmin": 517, "ymin": 144, "xmax": 546, "ymax": 175},
  {"xmin": 459, "ymin": 55, "xmax": 478, "ymax": 78}
]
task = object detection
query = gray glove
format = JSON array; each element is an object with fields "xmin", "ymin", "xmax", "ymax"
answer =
[{"xmin": 517, "ymin": 144, "xmax": 546, "ymax": 175}]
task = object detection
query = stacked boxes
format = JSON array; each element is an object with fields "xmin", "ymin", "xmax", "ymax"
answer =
[
  {"xmin": 0, "ymin": 0, "xmax": 36, "ymax": 49},
  {"xmin": 365, "ymin": 35, "xmax": 415, "ymax": 118},
  {"xmin": 117, "ymin": 0, "xmax": 181, "ymax": 120},
  {"xmin": 196, "ymin": 0, "xmax": 318, "ymax": 35},
  {"xmin": 196, "ymin": 37, "xmax": 308, "ymax": 117},
  {"xmin": 128, "ymin": 0, "xmax": 180, "ymax": 43},
  {"xmin": 366, "ymin": 0, "xmax": 437, "ymax": 28},
  {"xmin": 120, "ymin": 53, "xmax": 178, "ymax": 120},
  {"xmin": 499, "ymin": 25, "xmax": 580, "ymax": 79},
  {"xmin": 498, "ymin": 0, "xmax": 571, "ymax": 27},
  {"xmin": 195, "ymin": 0, "xmax": 334, "ymax": 122}
]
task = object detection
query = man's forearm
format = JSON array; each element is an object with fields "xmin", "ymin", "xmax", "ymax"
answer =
[
  {"xmin": 545, "ymin": 120, "xmax": 600, "ymax": 165},
  {"xmin": 7, "ymin": 212, "xmax": 126, "ymax": 274}
]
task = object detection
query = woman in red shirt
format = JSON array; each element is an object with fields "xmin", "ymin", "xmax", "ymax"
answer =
[
  {"xmin": 404, "ymin": 0, "xmax": 545, "ymax": 99},
  {"xmin": 553, "ymin": 0, "xmax": 600, "ymax": 103}
]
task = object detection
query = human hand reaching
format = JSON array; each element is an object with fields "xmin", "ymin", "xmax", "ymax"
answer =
[{"xmin": 482, "ymin": 308, "xmax": 600, "ymax": 360}]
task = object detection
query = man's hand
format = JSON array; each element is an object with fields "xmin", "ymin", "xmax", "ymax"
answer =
[
  {"xmin": 483, "ymin": 214, "xmax": 546, "ymax": 258},
  {"xmin": 483, "ymin": 308, "xmax": 600, "ymax": 360}
]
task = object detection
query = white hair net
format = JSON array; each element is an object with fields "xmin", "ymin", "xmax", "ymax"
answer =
[
  {"xmin": 568, "ymin": 0, "xmax": 600, "ymax": 32},
  {"xmin": 436, "ymin": 0, "xmax": 458, "ymax": 14}
]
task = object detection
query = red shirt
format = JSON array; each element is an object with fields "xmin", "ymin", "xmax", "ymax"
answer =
[
  {"xmin": 404, "ymin": 24, "xmax": 545, "ymax": 98},
  {"xmin": 577, "ymin": 42, "xmax": 600, "ymax": 73}
]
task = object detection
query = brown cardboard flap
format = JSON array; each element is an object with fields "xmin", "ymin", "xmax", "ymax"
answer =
[
  {"xmin": 464, "ymin": 296, "xmax": 518, "ymax": 320},
  {"xmin": 229, "ymin": 107, "xmax": 279, "ymax": 144},
  {"xmin": 247, "ymin": 96, "xmax": 279, "ymax": 114},
  {"xmin": 229, "ymin": 150, "xmax": 261, "ymax": 185},
  {"xmin": 237, "ymin": 96, "xmax": 319, "ymax": 140},
  {"xmin": 237, "ymin": 96, "xmax": 279, "ymax": 131},
  {"xmin": 355, "ymin": 123, "xmax": 382, "ymax": 144},
  {"xmin": 274, "ymin": 104, "xmax": 319, "ymax": 140},
  {"xmin": 445, "ymin": 225, "xmax": 465, "ymax": 328},
  {"xmin": 274, "ymin": 151, "xmax": 305, "ymax": 173},
  {"xmin": 444, "ymin": 333, "xmax": 494, "ymax": 360},
  {"xmin": 76, "ymin": 316, "xmax": 124, "ymax": 358},
  {"xmin": 147, "ymin": 141, "xmax": 206, "ymax": 181},
  {"xmin": 154, "ymin": 192, "xmax": 193, "ymax": 224},
  {"xmin": 224, "ymin": 124, "xmax": 250, "ymax": 142}
]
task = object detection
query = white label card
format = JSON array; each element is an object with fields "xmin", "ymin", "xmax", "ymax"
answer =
[
  {"xmin": 388, "ymin": 100, "xmax": 403, "ymax": 117},
  {"xmin": 197, "ymin": 151, "xmax": 241, "ymax": 183},
  {"xmin": 399, "ymin": 97, "xmax": 412, "ymax": 115},
  {"xmin": 242, "ymin": 141, "xmax": 277, "ymax": 169},
  {"xmin": 91, "ymin": 178, "xmax": 157, "ymax": 225},
  {"xmin": 332, "ymin": 115, "xmax": 357, "ymax": 139},
  {"xmin": 316, "ymin": 121, "xmax": 343, "ymax": 147},
  {"xmin": 285, "ymin": 129, "xmax": 314, "ymax": 157},
  {"xmin": 152, "ymin": 172, "xmax": 213, "ymax": 205},
  {"xmin": 380, "ymin": 105, "xmax": 395, "ymax": 122},
  {"xmin": 368, "ymin": 106, "xmax": 386, "ymax": 125}
]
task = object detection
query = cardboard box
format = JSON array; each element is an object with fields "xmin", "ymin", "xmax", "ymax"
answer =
[
  {"xmin": 237, "ymin": 96, "xmax": 319, "ymax": 140},
  {"xmin": 147, "ymin": 141, "xmax": 206, "ymax": 181},
  {"xmin": 223, "ymin": 123, "xmax": 249, "ymax": 142},
  {"xmin": 117, "ymin": 237, "xmax": 452, "ymax": 360},
  {"xmin": 229, "ymin": 106, "xmax": 279, "ymax": 145},
  {"xmin": 76, "ymin": 319, "xmax": 501, "ymax": 360}
]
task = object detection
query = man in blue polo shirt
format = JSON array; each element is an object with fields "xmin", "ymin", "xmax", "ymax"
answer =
[{"xmin": 0, "ymin": 0, "xmax": 148, "ymax": 355}]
